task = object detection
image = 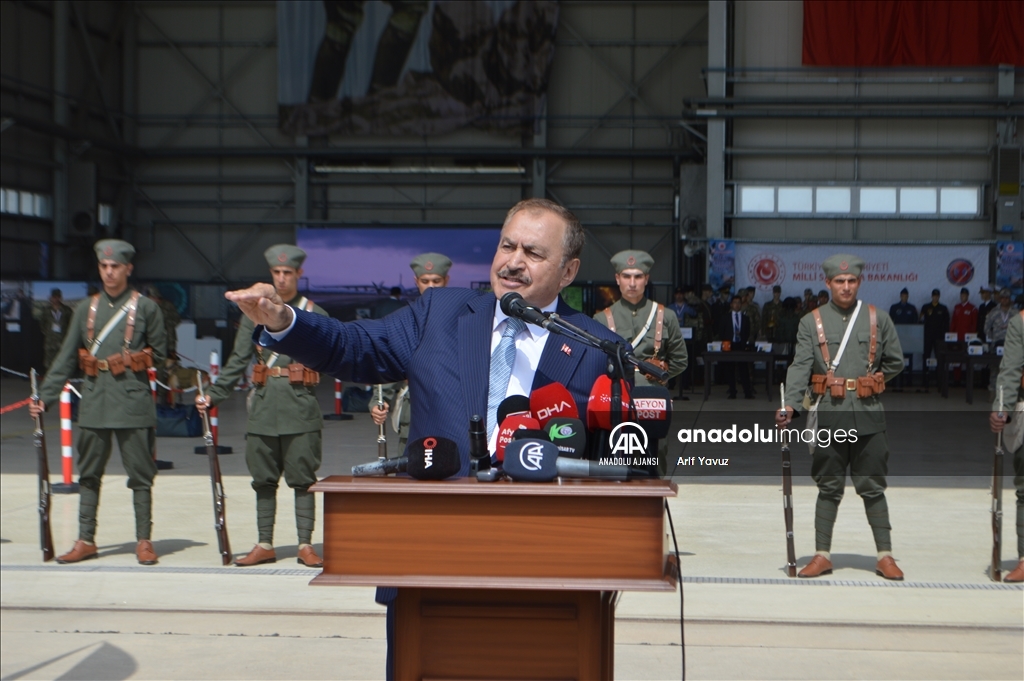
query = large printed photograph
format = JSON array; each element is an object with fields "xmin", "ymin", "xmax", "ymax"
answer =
[{"xmin": 278, "ymin": 0, "xmax": 559, "ymax": 136}]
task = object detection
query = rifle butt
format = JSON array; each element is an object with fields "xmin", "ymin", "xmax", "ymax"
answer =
[
  {"xmin": 991, "ymin": 447, "xmax": 1003, "ymax": 582},
  {"xmin": 782, "ymin": 445, "xmax": 796, "ymax": 577}
]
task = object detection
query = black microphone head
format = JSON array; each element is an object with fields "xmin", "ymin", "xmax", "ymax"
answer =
[
  {"xmin": 631, "ymin": 386, "xmax": 672, "ymax": 440},
  {"xmin": 497, "ymin": 394, "xmax": 531, "ymax": 422},
  {"xmin": 502, "ymin": 438, "xmax": 558, "ymax": 482},
  {"xmin": 499, "ymin": 292, "xmax": 524, "ymax": 316},
  {"xmin": 545, "ymin": 417, "xmax": 587, "ymax": 459},
  {"xmin": 405, "ymin": 436, "xmax": 461, "ymax": 480},
  {"xmin": 511, "ymin": 428, "xmax": 549, "ymax": 442}
]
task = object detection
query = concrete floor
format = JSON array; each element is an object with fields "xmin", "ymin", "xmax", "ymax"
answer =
[{"xmin": 1, "ymin": 376, "xmax": 1021, "ymax": 680}]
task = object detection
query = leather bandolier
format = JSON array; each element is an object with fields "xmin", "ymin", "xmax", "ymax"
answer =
[
  {"xmin": 253, "ymin": 297, "xmax": 320, "ymax": 388},
  {"xmin": 77, "ymin": 292, "xmax": 153, "ymax": 377},
  {"xmin": 810, "ymin": 304, "xmax": 885, "ymax": 400}
]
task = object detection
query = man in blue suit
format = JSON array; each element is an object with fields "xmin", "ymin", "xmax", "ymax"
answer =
[{"xmin": 225, "ymin": 198, "xmax": 626, "ymax": 677}]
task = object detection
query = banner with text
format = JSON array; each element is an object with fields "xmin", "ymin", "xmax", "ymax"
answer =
[{"xmin": 734, "ymin": 244, "xmax": 989, "ymax": 309}]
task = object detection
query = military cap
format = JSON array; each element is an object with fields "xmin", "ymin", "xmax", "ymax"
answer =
[
  {"xmin": 960, "ymin": 287, "xmax": 969, "ymax": 295},
  {"xmin": 94, "ymin": 239, "xmax": 135, "ymax": 264},
  {"xmin": 719, "ymin": 284, "xmax": 732, "ymax": 293},
  {"xmin": 264, "ymin": 244, "xmax": 306, "ymax": 269},
  {"xmin": 931, "ymin": 288, "xmax": 941, "ymax": 296},
  {"xmin": 999, "ymin": 288, "xmax": 1012, "ymax": 298},
  {"xmin": 611, "ymin": 250, "xmax": 654, "ymax": 274},
  {"xmin": 900, "ymin": 287, "xmax": 909, "ymax": 295},
  {"xmin": 980, "ymin": 284, "xmax": 991, "ymax": 292},
  {"xmin": 410, "ymin": 252, "xmax": 452, "ymax": 277},
  {"xmin": 822, "ymin": 253, "xmax": 865, "ymax": 278},
  {"xmin": 772, "ymin": 285, "xmax": 782, "ymax": 292},
  {"xmin": 50, "ymin": 288, "xmax": 62, "ymax": 298}
]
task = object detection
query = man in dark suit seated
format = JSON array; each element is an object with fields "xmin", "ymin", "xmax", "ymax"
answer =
[
  {"xmin": 224, "ymin": 198, "xmax": 627, "ymax": 679},
  {"xmin": 715, "ymin": 294, "xmax": 754, "ymax": 399}
]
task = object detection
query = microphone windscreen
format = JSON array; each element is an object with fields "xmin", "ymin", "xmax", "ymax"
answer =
[
  {"xmin": 499, "ymin": 292, "xmax": 523, "ymax": 316},
  {"xmin": 631, "ymin": 386, "xmax": 672, "ymax": 440},
  {"xmin": 405, "ymin": 436, "xmax": 461, "ymax": 480},
  {"xmin": 530, "ymin": 382, "xmax": 579, "ymax": 427},
  {"xmin": 511, "ymin": 428, "xmax": 549, "ymax": 442},
  {"xmin": 495, "ymin": 414, "xmax": 540, "ymax": 462},
  {"xmin": 586, "ymin": 375, "xmax": 631, "ymax": 431},
  {"xmin": 545, "ymin": 417, "xmax": 587, "ymax": 459},
  {"xmin": 503, "ymin": 439, "xmax": 559, "ymax": 482},
  {"xmin": 497, "ymin": 394, "xmax": 531, "ymax": 422}
]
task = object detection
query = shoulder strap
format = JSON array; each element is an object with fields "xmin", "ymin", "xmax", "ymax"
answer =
[
  {"xmin": 812, "ymin": 309, "xmax": 831, "ymax": 368},
  {"xmin": 603, "ymin": 308, "xmax": 616, "ymax": 333},
  {"xmin": 86, "ymin": 294, "xmax": 100, "ymax": 342},
  {"xmin": 89, "ymin": 295, "xmax": 135, "ymax": 356},
  {"xmin": 653, "ymin": 304, "xmax": 665, "ymax": 354},
  {"xmin": 867, "ymin": 304, "xmax": 878, "ymax": 371},
  {"xmin": 629, "ymin": 302, "xmax": 660, "ymax": 349},
  {"xmin": 122, "ymin": 291, "xmax": 141, "ymax": 351}
]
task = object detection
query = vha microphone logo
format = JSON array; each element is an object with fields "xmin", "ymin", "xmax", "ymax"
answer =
[
  {"xmin": 608, "ymin": 422, "xmax": 648, "ymax": 456},
  {"xmin": 520, "ymin": 441, "xmax": 546, "ymax": 471},
  {"xmin": 535, "ymin": 400, "xmax": 573, "ymax": 422},
  {"xmin": 423, "ymin": 437, "xmax": 436, "ymax": 468}
]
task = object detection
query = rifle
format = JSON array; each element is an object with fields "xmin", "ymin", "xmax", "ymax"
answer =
[
  {"xmin": 198, "ymin": 373, "xmax": 231, "ymax": 565},
  {"xmin": 31, "ymin": 369, "xmax": 55, "ymax": 562},
  {"xmin": 991, "ymin": 387, "xmax": 1005, "ymax": 582},
  {"xmin": 376, "ymin": 384, "xmax": 387, "ymax": 462},
  {"xmin": 780, "ymin": 383, "xmax": 796, "ymax": 578}
]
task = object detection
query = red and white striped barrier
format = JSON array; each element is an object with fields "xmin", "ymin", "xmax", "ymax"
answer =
[
  {"xmin": 59, "ymin": 384, "xmax": 74, "ymax": 486},
  {"xmin": 324, "ymin": 378, "xmax": 353, "ymax": 420}
]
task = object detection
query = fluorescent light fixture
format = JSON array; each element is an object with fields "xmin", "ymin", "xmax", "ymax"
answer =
[
  {"xmin": 816, "ymin": 187, "xmax": 850, "ymax": 213},
  {"xmin": 313, "ymin": 165, "xmax": 525, "ymax": 175},
  {"xmin": 778, "ymin": 187, "xmax": 813, "ymax": 213},
  {"xmin": 900, "ymin": 188, "xmax": 936, "ymax": 214},
  {"xmin": 860, "ymin": 187, "xmax": 897, "ymax": 213},
  {"xmin": 740, "ymin": 186, "xmax": 774, "ymax": 212},
  {"xmin": 940, "ymin": 187, "xmax": 978, "ymax": 215}
]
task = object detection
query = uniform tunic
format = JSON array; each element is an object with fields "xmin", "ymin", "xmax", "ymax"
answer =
[
  {"xmin": 39, "ymin": 288, "xmax": 167, "ymax": 542},
  {"xmin": 593, "ymin": 297, "xmax": 688, "ymax": 387},
  {"xmin": 38, "ymin": 303, "xmax": 74, "ymax": 369}
]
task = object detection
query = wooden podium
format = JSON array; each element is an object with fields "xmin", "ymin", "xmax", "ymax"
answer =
[{"xmin": 310, "ymin": 476, "xmax": 678, "ymax": 680}]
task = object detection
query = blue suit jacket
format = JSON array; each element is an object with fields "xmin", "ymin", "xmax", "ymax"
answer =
[{"xmin": 261, "ymin": 287, "xmax": 626, "ymax": 475}]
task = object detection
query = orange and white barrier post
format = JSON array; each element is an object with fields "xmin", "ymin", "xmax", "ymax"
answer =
[
  {"xmin": 324, "ymin": 378, "xmax": 353, "ymax": 420},
  {"xmin": 52, "ymin": 383, "xmax": 79, "ymax": 493},
  {"xmin": 148, "ymin": 366, "xmax": 158, "ymax": 403}
]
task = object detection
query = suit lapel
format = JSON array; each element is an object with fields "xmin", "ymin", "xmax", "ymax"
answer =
[
  {"xmin": 459, "ymin": 294, "xmax": 495, "ymax": 419},
  {"xmin": 533, "ymin": 297, "xmax": 585, "ymax": 391}
]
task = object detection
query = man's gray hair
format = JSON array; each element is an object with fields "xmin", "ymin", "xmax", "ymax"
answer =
[{"xmin": 503, "ymin": 198, "xmax": 585, "ymax": 267}]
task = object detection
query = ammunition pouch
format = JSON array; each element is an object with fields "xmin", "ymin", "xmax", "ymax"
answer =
[
  {"xmin": 128, "ymin": 348, "xmax": 153, "ymax": 372},
  {"xmin": 828, "ymin": 376, "xmax": 846, "ymax": 398},
  {"xmin": 302, "ymin": 367, "xmax": 320, "ymax": 387},
  {"xmin": 252, "ymin": 364, "xmax": 268, "ymax": 386},
  {"xmin": 251, "ymin": 363, "xmax": 319, "ymax": 387},
  {"xmin": 856, "ymin": 372, "xmax": 885, "ymax": 399},
  {"xmin": 814, "ymin": 372, "xmax": 884, "ymax": 399},
  {"xmin": 288, "ymin": 363, "xmax": 304, "ymax": 384},
  {"xmin": 80, "ymin": 350, "xmax": 98, "ymax": 377},
  {"xmin": 105, "ymin": 352, "xmax": 126, "ymax": 376},
  {"xmin": 811, "ymin": 373, "xmax": 827, "ymax": 395}
]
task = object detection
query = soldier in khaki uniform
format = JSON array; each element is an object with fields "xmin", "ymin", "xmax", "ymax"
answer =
[
  {"xmin": 30, "ymin": 240, "xmax": 167, "ymax": 565},
  {"xmin": 776, "ymin": 254, "xmax": 906, "ymax": 580},
  {"xmin": 593, "ymin": 250, "xmax": 688, "ymax": 387},
  {"xmin": 197, "ymin": 245, "xmax": 328, "ymax": 568},
  {"xmin": 742, "ymin": 287, "xmax": 763, "ymax": 341},
  {"xmin": 36, "ymin": 288, "xmax": 74, "ymax": 369},
  {"xmin": 761, "ymin": 285, "xmax": 783, "ymax": 342},
  {"xmin": 989, "ymin": 309, "xmax": 1024, "ymax": 583},
  {"xmin": 370, "ymin": 253, "xmax": 452, "ymax": 449}
]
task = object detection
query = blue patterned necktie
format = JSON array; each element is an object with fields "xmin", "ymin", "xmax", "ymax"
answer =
[{"xmin": 487, "ymin": 317, "xmax": 526, "ymax": 438}]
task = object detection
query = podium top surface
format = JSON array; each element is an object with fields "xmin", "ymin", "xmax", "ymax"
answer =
[{"xmin": 311, "ymin": 475, "xmax": 677, "ymax": 497}]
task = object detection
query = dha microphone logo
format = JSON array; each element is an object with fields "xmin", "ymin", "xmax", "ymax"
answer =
[
  {"xmin": 520, "ymin": 442, "xmax": 546, "ymax": 471},
  {"xmin": 535, "ymin": 400, "xmax": 574, "ymax": 422},
  {"xmin": 608, "ymin": 422, "xmax": 648, "ymax": 456},
  {"xmin": 423, "ymin": 437, "xmax": 436, "ymax": 468}
]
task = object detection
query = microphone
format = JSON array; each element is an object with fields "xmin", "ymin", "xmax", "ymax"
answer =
[
  {"xmin": 502, "ymin": 439, "xmax": 559, "ymax": 481},
  {"xmin": 495, "ymin": 413, "xmax": 540, "ymax": 462},
  {"xmin": 512, "ymin": 428, "xmax": 550, "ymax": 442},
  {"xmin": 503, "ymin": 438, "xmax": 651, "ymax": 482},
  {"xmin": 499, "ymin": 292, "xmax": 550, "ymax": 329},
  {"xmin": 530, "ymin": 382, "xmax": 579, "ymax": 427},
  {"xmin": 586, "ymin": 375, "xmax": 632, "ymax": 431},
  {"xmin": 498, "ymin": 394, "xmax": 531, "ymax": 422},
  {"xmin": 469, "ymin": 414, "xmax": 489, "ymax": 472},
  {"xmin": 555, "ymin": 457, "xmax": 652, "ymax": 481},
  {"xmin": 351, "ymin": 436, "xmax": 460, "ymax": 480},
  {"xmin": 631, "ymin": 386, "xmax": 672, "ymax": 441},
  {"xmin": 545, "ymin": 417, "xmax": 587, "ymax": 458}
]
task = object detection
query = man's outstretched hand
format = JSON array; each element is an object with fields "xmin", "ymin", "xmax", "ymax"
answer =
[{"xmin": 225, "ymin": 283, "xmax": 293, "ymax": 332}]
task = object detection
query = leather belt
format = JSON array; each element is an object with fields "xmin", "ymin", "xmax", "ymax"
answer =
[
  {"xmin": 845, "ymin": 378, "xmax": 857, "ymax": 391},
  {"xmin": 265, "ymin": 367, "xmax": 290, "ymax": 378},
  {"xmin": 96, "ymin": 359, "xmax": 110, "ymax": 371}
]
